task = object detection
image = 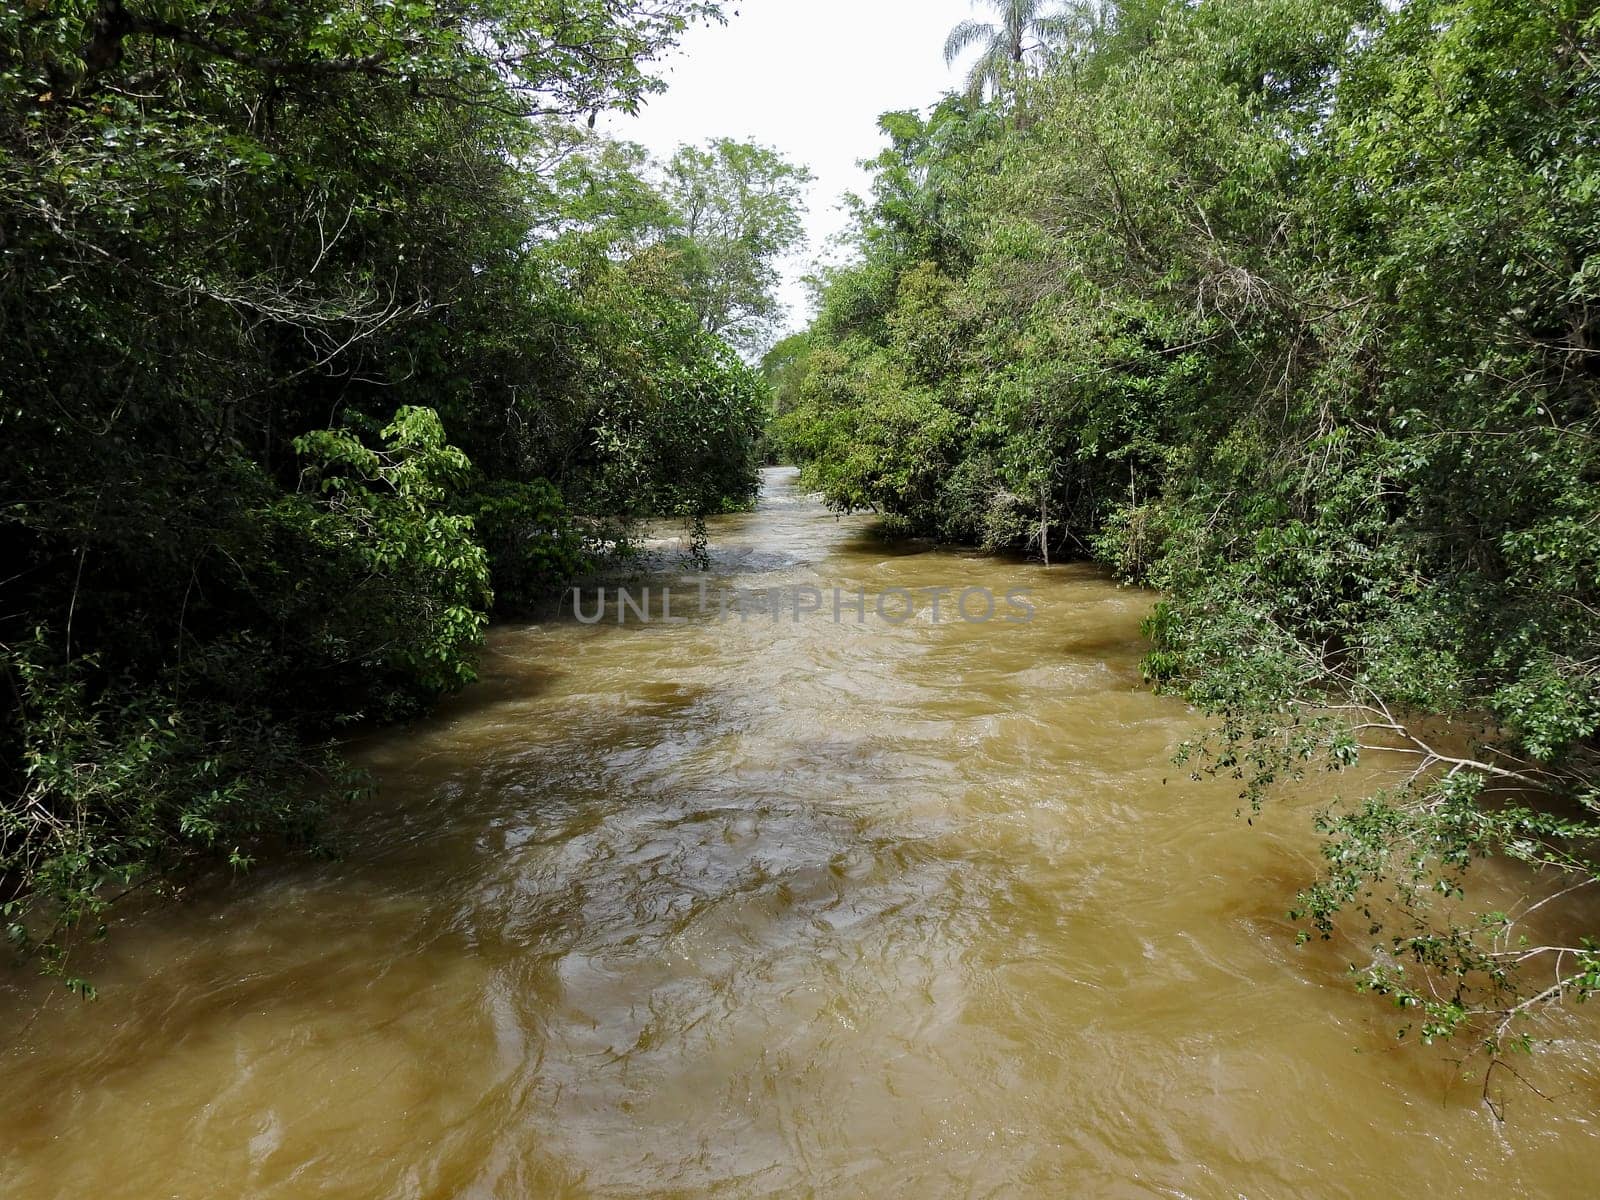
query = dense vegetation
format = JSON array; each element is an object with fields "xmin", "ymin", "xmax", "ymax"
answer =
[
  {"xmin": 777, "ymin": 0, "xmax": 1600, "ymax": 1054},
  {"xmin": 0, "ymin": 0, "xmax": 804, "ymax": 983}
]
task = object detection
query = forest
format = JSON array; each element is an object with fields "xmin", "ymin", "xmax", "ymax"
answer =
[
  {"xmin": 773, "ymin": 0, "xmax": 1600, "ymax": 1050},
  {"xmin": 1, "ymin": 0, "xmax": 810, "ymax": 982}
]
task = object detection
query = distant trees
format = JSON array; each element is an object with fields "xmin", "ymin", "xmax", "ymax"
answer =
[
  {"xmin": 552, "ymin": 136, "xmax": 811, "ymax": 350},
  {"xmin": 661, "ymin": 139, "xmax": 812, "ymax": 349}
]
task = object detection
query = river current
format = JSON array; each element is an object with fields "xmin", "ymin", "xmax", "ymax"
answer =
[{"xmin": 2, "ymin": 467, "xmax": 1597, "ymax": 1198}]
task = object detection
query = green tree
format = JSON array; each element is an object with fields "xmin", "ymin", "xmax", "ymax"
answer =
[
  {"xmin": 660, "ymin": 138, "xmax": 813, "ymax": 349},
  {"xmin": 943, "ymin": 0, "xmax": 1078, "ymax": 104}
]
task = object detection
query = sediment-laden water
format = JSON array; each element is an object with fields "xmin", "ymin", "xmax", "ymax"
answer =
[{"xmin": 2, "ymin": 467, "xmax": 1597, "ymax": 1198}]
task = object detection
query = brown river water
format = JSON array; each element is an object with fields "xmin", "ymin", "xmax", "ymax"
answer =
[{"xmin": 2, "ymin": 467, "xmax": 1598, "ymax": 1198}]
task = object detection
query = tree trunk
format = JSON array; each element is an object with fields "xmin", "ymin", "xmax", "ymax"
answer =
[{"xmin": 1039, "ymin": 485, "xmax": 1050, "ymax": 567}]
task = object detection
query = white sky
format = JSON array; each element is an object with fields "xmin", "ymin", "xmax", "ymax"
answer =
[{"xmin": 603, "ymin": 0, "xmax": 981, "ymax": 343}]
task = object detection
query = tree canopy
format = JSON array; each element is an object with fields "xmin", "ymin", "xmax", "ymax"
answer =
[
  {"xmin": 662, "ymin": 138, "xmax": 813, "ymax": 349},
  {"xmin": 944, "ymin": 0, "xmax": 1077, "ymax": 104}
]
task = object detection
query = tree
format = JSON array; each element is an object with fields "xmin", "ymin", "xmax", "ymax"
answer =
[
  {"xmin": 660, "ymin": 138, "xmax": 812, "ymax": 350},
  {"xmin": 943, "ymin": 0, "xmax": 1080, "ymax": 104}
]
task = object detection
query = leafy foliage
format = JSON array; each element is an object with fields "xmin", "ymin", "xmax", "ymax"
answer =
[
  {"xmin": 661, "ymin": 138, "xmax": 812, "ymax": 349},
  {"xmin": 1, "ymin": 0, "xmax": 784, "ymax": 977}
]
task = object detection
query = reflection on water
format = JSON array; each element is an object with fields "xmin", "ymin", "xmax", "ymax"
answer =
[{"xmin": 2, "ymin": 467, "xmax": 1597, "ymax": 1199}]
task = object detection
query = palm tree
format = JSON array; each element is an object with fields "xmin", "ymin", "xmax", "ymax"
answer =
[{"xmin": 942, "ymin": 1, "xmax": 1082, "ymax": 104}]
